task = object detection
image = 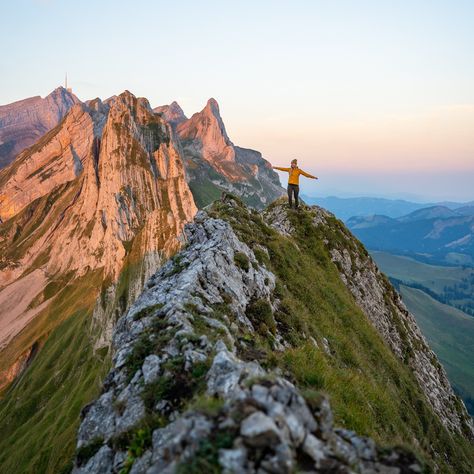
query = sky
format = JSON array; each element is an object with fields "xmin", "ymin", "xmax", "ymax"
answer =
[{"xmin": 1, "ymin": 0, "xmax": 473, "ymax": 201}]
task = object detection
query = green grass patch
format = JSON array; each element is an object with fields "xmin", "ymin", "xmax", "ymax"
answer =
[
  {"xmin": 245, "ymin": 298, "xmax": 275, "ymax": 335},
  {"xmin": 75, "ymin": 437, "xmax": 104, "ymax": 467},
  {"xmin": 176, "ymin": 429, "xmax": 235, "ymax": 474}
]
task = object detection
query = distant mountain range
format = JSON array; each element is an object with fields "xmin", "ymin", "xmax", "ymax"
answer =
[
  {"xmin": 302, "ymin": 195, "xmax": 474, "ymax": 221},
  {"xmin": 347, "ymin": 205, "xmax": 474, "ymax": 266}
]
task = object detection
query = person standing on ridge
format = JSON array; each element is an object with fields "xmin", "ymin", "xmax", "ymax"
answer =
[{"xmin": 272, "ymin": 159, "xmax": 318, "ymax": 209}]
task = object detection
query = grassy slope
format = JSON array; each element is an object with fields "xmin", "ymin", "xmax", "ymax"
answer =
[
  {"xmin": 0, "ymin": 191, "xmax": 107, "ymax": 473},
  {"xmin": 188, "ymin": 178, "xmax": 222, "ymax": 209},
  {"xmin": 0, "ymin": 272, "xmax": 110, "ymax": 474},
  {"xmin": 400, "ymin": 285, "xmax": 474, "ymax": 414},
  {"xmin": 208, "ymin": 197, "xmax": 474, "ymax": 473},
  {"xmin": 371, "ymin": 251, "xmax": 474, "ymax": 414},
  {"xmin": 0, "ymin": 309, "xmax": 110, "ymax": 474}
]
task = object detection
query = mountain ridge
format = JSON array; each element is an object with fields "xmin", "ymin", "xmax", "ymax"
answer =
[{"xmin": 70, "ymin": 196, "xmax": 473, "ymax": 474}]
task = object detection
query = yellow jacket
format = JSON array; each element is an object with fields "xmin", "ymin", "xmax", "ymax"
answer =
[{"xmin": 273, "ymin": 166, "xmax": 317, "ymax": 185}]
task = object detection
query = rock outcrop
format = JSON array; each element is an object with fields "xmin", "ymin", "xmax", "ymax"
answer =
[
  {"xmin": 73, "ymin": 209, "xmax": 424, "ymax": 474},
  {"xmin": 0, "ymin": 86, "xmax": 80, "ymax": 169},
  {"xmin": 156, "ymin": 98, "xmax": 284, "ymax": 208}
]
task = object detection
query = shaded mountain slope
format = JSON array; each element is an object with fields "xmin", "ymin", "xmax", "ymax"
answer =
[{"xmin": 399, "ymin": 285, "xmax": 474, "ymax": 416}]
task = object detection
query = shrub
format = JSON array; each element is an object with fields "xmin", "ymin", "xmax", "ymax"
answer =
[
  {"xmin": 245, "ymin": 298, "xmax": 275, "ymax": 334},
  {"xmin": 234, "ymin": 251, "xmax": 250, "ymax": 272}
]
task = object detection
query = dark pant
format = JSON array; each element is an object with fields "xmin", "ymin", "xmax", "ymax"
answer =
[{"xmin": 287, "ymin": 184, "xmax": 299, "ymax": 208}]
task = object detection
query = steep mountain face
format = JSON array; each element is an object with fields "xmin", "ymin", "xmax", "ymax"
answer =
[
  {"xmin": 161, "ymin": 98, "xmax": 284, "ymax": 208},
  {"xmin": 347, "ymin": 205, "xmax": 474, "ymax": 265},
  {"xmin": 0, "ymin": 90, "xmax": 196, "ymax": 384},
  {"xmin": 0, "ymin": 87, "xmax": 80, "ymax": 169},
  {"xmin": 71, "ymin": 196, "xmax": 473, "ymax": 474}
]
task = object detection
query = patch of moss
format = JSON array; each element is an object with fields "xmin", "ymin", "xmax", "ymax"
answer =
[
  {"xmin": 176, "ymin": 429, "xmax": 235, "ymax": 474},
  {"xmin": 187, "ymin": 395, "xmax": 224, "ymax": 418},
  {"xmin": 75, "ymin": 437, "xmax": 104, "ymax": 467},
  {"xmin": 141, "ymin": 357, "xmax": 210, "ymax": 416},
  {"xmin": 125, "ymin": 334, "xmax": 155, "ymax": 381},
  {"xmin": 167, "ymin": 254, "xmax": 189, "ymax": 276},
  {"xmin": 133, "ymin": 303, "xmax": 164, "ymax": 321}
]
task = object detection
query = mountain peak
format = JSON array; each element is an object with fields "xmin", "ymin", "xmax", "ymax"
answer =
[
  {"xmin": 0, "ymin": 86, "xmax": 80, "ymax": 169},
  {"xmin": 203, "ymin": 97, "xmax": 223, "ymax": 121},
  {"xmin": 154, "ymin": 101, "xmax": 187, "ymax": 126},
  {"xmin": 110, "ymin": 90, "xmax": 153, "ymax": 115},
  {"xmin": 205, "ymin": 97, "xmax": 219, "ymax": 110},
  {"xmin": 194, "ymin": 97, "xmax": 229, "ymax": 142},
  {"xmin": 398, "ymin": 205, "xmax": 458, "ymax": 223},
  {"xmin": 48, "ymin": 86, "xmax": 79, "ymax": 102}
]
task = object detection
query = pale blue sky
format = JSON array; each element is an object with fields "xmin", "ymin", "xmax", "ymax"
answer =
[{"xmin": 1, "ymin": 0, "xmax": 473, "ymax": 201}]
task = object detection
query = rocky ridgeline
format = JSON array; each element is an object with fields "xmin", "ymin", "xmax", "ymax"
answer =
[
  {"xmin": 264, "ymin": 203, "xmax": 474, "ymax": 439},
  {"xmin": 73, "ymin": 208, "xmax": 423, "ymax": 473}
]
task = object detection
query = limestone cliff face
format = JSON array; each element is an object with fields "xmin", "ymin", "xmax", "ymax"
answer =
[
  {"xmin": 0, "ymin": 91, "xmax": 196, "ymax": 383},
  {"xmin": 0, "ymin": 87, "xmax": 80, "ymax": 169},
  {"xmin": 159, "ymin": 98, "xmax": 284, "ymax": 208}
]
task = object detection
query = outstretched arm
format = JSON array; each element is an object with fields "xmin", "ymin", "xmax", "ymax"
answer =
[
  {"xmin": 272, "ymin": 166, "xmax": 291, "ymax": 172},
  {"xmin": 299, "ymin": 169, "xmax": 318, "ymax": 179}
]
